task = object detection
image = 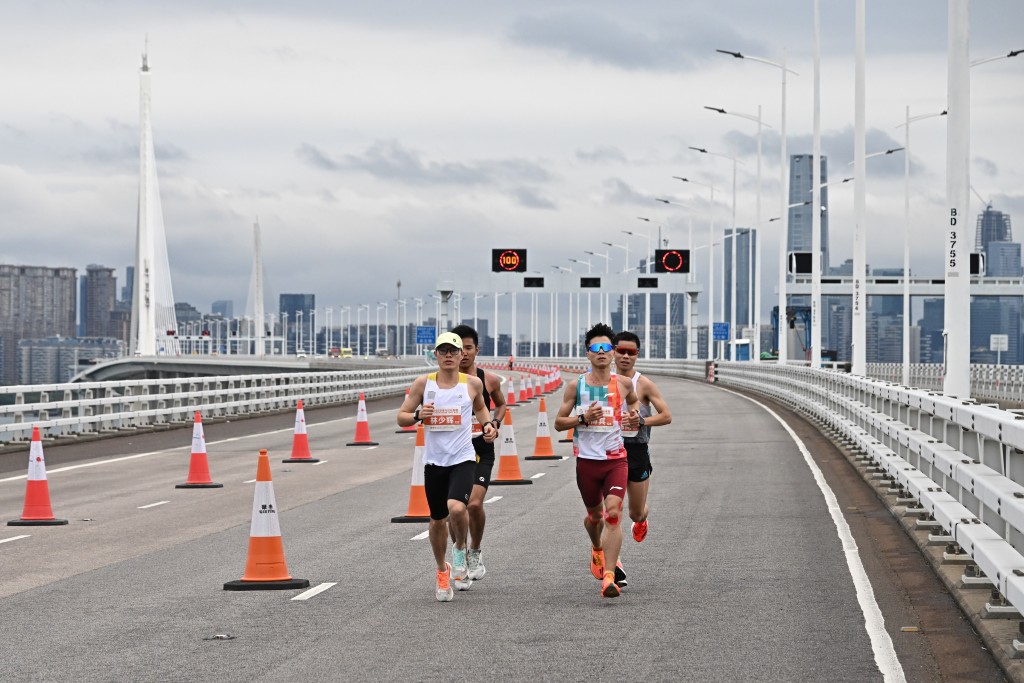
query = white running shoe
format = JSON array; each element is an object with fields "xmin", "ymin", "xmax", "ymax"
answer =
[
  {"xmin": 452, "ymin": 547, "xmax": 472, "ymax": 591},
  {"xmin": 467, "ymin": 548, "xmax": 486, "ymax": 581},
  {"xmin": 436, "ymin": 562, "xmax": 454, "ymax": 602}
]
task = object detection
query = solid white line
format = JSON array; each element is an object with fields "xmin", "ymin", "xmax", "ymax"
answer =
[
  {"xmin": 313, "ymin": 460, "xmax": 329, "ymax": 466},
  {"xmin": 484, "ymin": 496, "xmax": 502, "ymax": 504},
  {"xmin": 0, "ymin": 535, "xmax": 30, "ymax": 545},
  {"xmin": 411, "ymin": 530, "xmax": 429, "ymax": 540},
  {"xmin": 243, "ymin": 479, "xmax": 257, "ymax": 484},
  {"xmin": 137, "ymin": 500, "xmax": 170, "ymax": 509},
  {"xmin": 530, "ymin": 472, "xmax": 545, "ymax": 479},
  {"xmin": 291, "ymin": 582, "xmax": 337, "ymax": 601},
  {"xmin": 720, "ymin": 387, "xmax": 906, "ymax": 683}
]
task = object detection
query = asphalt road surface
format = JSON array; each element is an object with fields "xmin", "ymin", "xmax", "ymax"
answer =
[{"xmin": 0, "ymin": 372, "xmax": 1006, "ymax": 682}]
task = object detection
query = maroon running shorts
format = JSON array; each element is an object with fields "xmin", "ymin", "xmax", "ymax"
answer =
[{"xmin": 575, "ymin": 457, "xmax": 628, "ymax": 509}]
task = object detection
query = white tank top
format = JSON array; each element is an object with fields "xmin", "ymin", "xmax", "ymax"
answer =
[
  {"xmin": 573, "ymin": 373, "xmax": 626, "ymax": 461},
  {"xmin": 422, "ymin": 372, "xmax": 476, "ymax": 467}
]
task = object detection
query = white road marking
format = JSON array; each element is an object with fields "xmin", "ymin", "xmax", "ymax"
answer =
[
  {"xmin": 411, "ymin": 530, "xmax": 429, "ymax": 540},
  {"xmin": 313, "ymin": 460, "xmax": 329, "ymax": 466},
  {"xmin": 530, "ymin": 472, "xmax": 545, "ymax": 479},
  {"xmin": 0, "ymin": 535, "xmax": 30, "ymax": 545},
  {"xmin": 291, "ymin": 582, "xmax": 337, "ymax": 601},
  {"xmin": 137, "ymin": 500, "xmax": 170, "ymax": 509},
  {"xmin": 243, "ymin": 479, "xmax": 257, "ymax": 484},
  {"xmin": 720, "ymin": 387, "xmax": 906, "ymax": 683},
  {"xmin": 484, "ymin": 496, "xmax": 502, "ymax": 504}
]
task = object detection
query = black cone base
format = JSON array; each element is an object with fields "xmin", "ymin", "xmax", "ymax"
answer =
[
  {"xmin": 490, "ymin": 479, "xmax": 533, "ymax": 486},
  {"xmin": 525, "ymin": 455, "xmax": 562, "ymax": 461},
  {"xmin": 395, "ymin": 429, "xmax": 417, "ymax": 434},
  {"xmin": 346, "ymin": 442, "xmax": 379, "ymax": 447},
  {"xmin": 282, "ymin": 458, "xmax": 321, "ymax": 463},
  {"xmin": 8, "ymin": 518, "xmax": 68, "ymax": 526},
  {"xmin": 390, "ymin": 515, "xmax": 430, "ymax": 523},
  {"xmin": 176, "ymin": 482, "xmax": 224, "ymax": 488},
  {"xmin": 558, "ymin": 438, "xmax": 573, "ymax": 443},
  {"xmin": 223, "ymin": 578, "xmax": 310, "ymax": 591}
]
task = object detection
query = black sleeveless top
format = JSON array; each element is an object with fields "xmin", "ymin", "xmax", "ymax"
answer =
[{"xmin": 472, "ymin": 367, "xmax": 495, "ymax": 459}]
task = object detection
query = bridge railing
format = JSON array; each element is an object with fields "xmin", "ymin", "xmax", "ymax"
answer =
[
  {"xmin": 866, "ymin": 362, "xmax": 1024, "ymax": 404},
  {"xmin": 638, "ymin": 358, "xmax": 1024, "ymax": 618},
  {"xmin": 0, "ymin": 367, "xmax": 427, "ymax": 443}
]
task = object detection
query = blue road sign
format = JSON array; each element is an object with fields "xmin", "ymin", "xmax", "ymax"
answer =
[
  {"xmin": 713, "ymin": 322, "xmax": 730, "ymax": 341},
  {"xmin": 416, "ymin": 326, "xmax": 436, "ymax": 345}
]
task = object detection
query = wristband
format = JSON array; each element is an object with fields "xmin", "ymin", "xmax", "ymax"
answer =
[{"xmin": 413, "ymin": 408, "xmax": 421, "ymax": 423}]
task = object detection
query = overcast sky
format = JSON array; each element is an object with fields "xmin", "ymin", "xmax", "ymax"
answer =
[{"xmin": 1, "ymin": 1, "xmax": 1022, "ymax": 331}]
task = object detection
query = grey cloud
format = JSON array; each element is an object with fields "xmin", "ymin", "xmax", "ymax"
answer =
[
  {"xmin": 973, "ymin": 157, "xmax": 999, "ymax": 176},
  {"xmin": 297, "ymin": 140, "xmax": 552, "ymax": 187},
  {"xmin": 512, "ymin": 187, "xmax": 557, "ymax": 210},
  {"xmin": 508, "ymin": 9, "xmax": 755, "ymax": 72},
  {"xmin": 577, "ymin": 146, "xmax": 628, "ymax": 164},
  {"xmin": 81, "ymin": 142, "xmax": 189, "ymax": 168},
  {"xmin": 602, "ymin": 177, "xmax": 657, "ymax": 206}
]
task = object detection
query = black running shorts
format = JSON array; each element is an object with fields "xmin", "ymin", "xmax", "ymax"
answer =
[
  {"xmin": 424, "ymin": 461, "xmax": 476, "ymax": 520},
  {"xmin": 625, "ymin": 442, "xmax": 653, "ymax": 483}
]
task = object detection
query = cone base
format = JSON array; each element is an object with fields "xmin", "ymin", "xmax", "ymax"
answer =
[
  {"xmin": 558, "ymin": 438, "xmax": 573, "ymax": 443},
  {"xmin": 282, "ymin": 458, "xmax": 321, "ymax": 463},
  {"xmin": 9, "ymin": 518, "xmax": 68, "ymax": 526},
  {"xmin": 223, "ymin": 578, "xmax": 310, "ymax": 591},
  {"xmin": 525, "ymin": 455, "xmax": 562, "ymax": 461},
  {"xmin": 490, "ymin": 479, "xmax": 533, "ymax": 486},
  {"xmin": 390, "ymin": 515, "xmax": 430, "ymax": 523},
  {"xmin": 346, "ymin": 441, "xmax": 379, "ymax": 447},
  {"xmin": 175, "ymin": 482, "xmax": 224, "ymax": 488},
  {"xmin": 395, "ymin": 428, "xmax": 417, "ymax": 434}
]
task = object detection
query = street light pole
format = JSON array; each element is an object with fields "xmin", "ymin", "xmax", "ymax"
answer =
[
  {"xmin": 811, "ymin": 0, "xmax": 822, "ymax": 368},
  {"xmin": 852, "ymin": 0, "xmax": 867, "ymax": 375}
]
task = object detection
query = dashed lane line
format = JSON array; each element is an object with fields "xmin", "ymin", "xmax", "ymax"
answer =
[
  {"xmin": 291, "ymin": 582, "xmax": 337, "ymax": 601},
  {"xmin": 530, "ymin": 472, "xmax": 545, "ymax": 479},
  {"xmin": 0, "ymin": 535, "xmax": 30, "ymax": 545},
  {"xmin": 484, "ymin": 496, "xmax": 502, "ymax": 504},
  {"xmin": 411, "ymin": 530, "xmax": 429, "ymax": 541},
  {"xmin": 137, "ymin": 501, "xmax": 170, "ymax": 510},
  {"xmin": 313, "ymin": 460, "xmax": 329, "ymax": 466}
]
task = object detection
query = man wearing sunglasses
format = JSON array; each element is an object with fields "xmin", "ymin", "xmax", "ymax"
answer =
[
  {"xmin": 397, "ymin": 332, "xmax": 499, "ymax": 602},
  {"xmin": 612, "ymin": 331, "xmax": 673, "ymax": 549},
  {"xmin": 449, "ymin": 324, "xmax": 507, "ymax": 582},
  {"xmin": 554, "ymin": 323, "xmax": 640, "ymax": 598}
]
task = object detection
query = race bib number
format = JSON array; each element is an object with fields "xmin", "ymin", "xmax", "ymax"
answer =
[
  {"xmin": 426, "ymin": 405, "xmax": 462, "ymax": 431},
  {"xmin": 579, "ymin": 406, "xmax": 615, "ymax": 433},
  {"xmin": 471, "ymin": 414, "xmax": 482, "ymax": 435}
]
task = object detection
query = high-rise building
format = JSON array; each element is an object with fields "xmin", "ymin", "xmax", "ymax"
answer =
[
  {"xmin": 788, "ymin": 154, "xmax": 830, "ymax": 272},
  {"xmin": 18, "ymin": 336, "xmax": 125, "ymax": 384},
  {"xmin": 121, "ymin": 265, "xmax": 135, "ymax": 304},
  {"xmin": 723, "ymin": 228, "xmax": 756, "ymax": 339},
  {"xmin": 975, "ymin": 205, "xmax": 1012, "ymax": 252},
  {"xmin": 0, "ymin": 265, "xmax": 77, "ymax": 385},
  {"xmin": 973, "ymin": 205, "xmax": 1020, "ymax": 363},
  {"xmin": 280, "ymin": 294, "xmax": 315, "ymax": 352},
  {"xmin": 83, "ymin": 265, "xmax": 117, "ymax": 337}
]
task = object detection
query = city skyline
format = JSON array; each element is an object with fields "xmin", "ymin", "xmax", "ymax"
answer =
[{"xmin": 0, "ymin": 2, "xmax": 1021, "ymax": 320}]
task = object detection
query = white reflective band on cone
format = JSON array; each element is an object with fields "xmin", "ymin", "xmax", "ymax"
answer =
[
  {"xmin": 27, "ymin": 440, "xmax": 47, "ymax": 481},
  {"xmin": 249, "ymin": 482, "xmax": 282, "ymax": 537},
  {"xmin": 500, "ymin": 424, "xmax": 517, "ymax": 457},
  {"xmin": 410, "ymin": 445, "xmax": 425, "ymax": 486},
  {"xmin": 294, "ymin": 409, "xmax": 307, "ymax": 435},
  {"xmin": 192, "ymin": 422, "xmax": 206, "ymax": 453}
]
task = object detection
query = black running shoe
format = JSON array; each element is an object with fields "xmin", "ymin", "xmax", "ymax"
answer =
[{"xmin": 614, "ymin": 561, "xmax": 627, "ymax": 588}]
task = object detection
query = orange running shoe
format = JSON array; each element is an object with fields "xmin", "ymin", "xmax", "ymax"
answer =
[
  {"xmin": 590, "ymin": 547, "xmax": 605, "ymax": 580},
  {"xmin": 601, "ymin": 571, "xmax": 621, "ymax": 598},
  {"xmin": 631, "ymin": 519, "xmax": 648, "ymax": 543},
  {"xmin": 436, "ymin": 562, "xmax": 453, "ymax": 602}
]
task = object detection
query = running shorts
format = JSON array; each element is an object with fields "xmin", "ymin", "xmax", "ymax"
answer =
[
  {"xmin": 625, "ymin": 442, "xmax": 654, "ymax": 483},
  {"xmin": 424, "ymin": 461, "xmax": 476, "ymax": 520},
  {"xmin": 575, "ymin": 457, "xmax": 628, "ymax": 509}
]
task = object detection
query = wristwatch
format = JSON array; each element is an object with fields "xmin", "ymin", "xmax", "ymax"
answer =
[
  {"xmin": 637, "ymin": 414, "xmax": 645, "ymax": 427},
  {"xmin": 578, "ymin": 414, "xmax": 588, "ymax": 426},
  {"xmin": 413, "ymin": 408, "xmax": 421, "ymax": 423}
]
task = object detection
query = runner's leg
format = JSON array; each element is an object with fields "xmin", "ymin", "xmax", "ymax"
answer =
[
  {"xmin": 627, "ymin": 478, "xmax": 650, "ymax": 523},
  {"xmin": 467, "ymin": 484, "xmax": 487, "ymax": 549}
]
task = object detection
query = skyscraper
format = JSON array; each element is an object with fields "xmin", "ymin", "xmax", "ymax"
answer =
[
  {"xmin": 83, "ymin": 265, "xmax": 117, "ymax": 337},
  {"xmin": 788, "ymin": 154, "xmax": 830, "ymax": 271},
  {"xmin": 723, "ymin": 228, "xmax": 756, "ymax": 338},
  {"xmin": 0, "ymin": 265, "xmax": 77, "ymax": 385},
  {"xmin": 975, "ymin": 205, "xmax": 1012, "ymax": 252},
  {"xmin": 212, "ymin": 300, "xmax": 234, "ymax": 318},
  {"xmin": 973, "ymin": 205, "xmax": 1021, "ymax": 363}
]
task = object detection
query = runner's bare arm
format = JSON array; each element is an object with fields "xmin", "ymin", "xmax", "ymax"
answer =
[
  {"xmin": 619, "ymin": 376, "xmax": 641, "ymax": 430},
  {"xmin": 485, "ymin": 371, "xmax": 507, "ymax": 424},
  {"xmin": 553, "ymin": 379, "xmax": 580, "ymax": 432},
  {"xmin": 469, "ymin": 376, "xmax": 497, "ymax": 442},
  {"xmin": 397, "ymin": 376, "xmax": 427, "ymax": 427},
  {"xmin": 639, "ymin": 376, "xmax": 672, "ymax": 427}
]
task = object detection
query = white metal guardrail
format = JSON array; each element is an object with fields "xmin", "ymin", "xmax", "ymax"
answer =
[
  {"xmin": 0, "ymin": 367, "xmax": 429, "ymax": 443},
  {"xmin": 867, "ymin": 362, "xmax": 1024, "ymax": 405},
  {"xmin": 637, "ymin": 358, "xmax": 1024, "ymax": 622}
]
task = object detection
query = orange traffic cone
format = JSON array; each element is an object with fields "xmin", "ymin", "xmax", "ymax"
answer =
[
  {"xmin": 506, "ymin": 377, "xmax": 517, "ymax": 406},
  {"xmin": 396, "ymin": 388, "xmax": 418, "ymax": 433},
  {"xmin": 176, "ymin": 412, "xmax": 223, "ymax": 488},
  {"xmin": 391, "ymin": 423, "xmax": 430, "ymax": 523},
  {"xmin": 347, "ymin": 392, "xmax": 379, "ymax": 446},
  {"xmin": 224, "ymin": 449, "xmax": 310, "ymax": 591},
  {"xmin": 8, "ymin": 427, "xmax": 67, "ymax": 526},
  {"xmin": 283, "ymin": 400, "xmax": 320, "ymax": 463},
  {"xmin": 490, "ymin": 410, "xmax": 532, "ymax": 486},
  {"xmin": 519, "ymin": 378, "xmax": 530, "ymax": 403},
  {"xmin": 525, "ymin": 397, "xmax": 559, "ymax": 460}
]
